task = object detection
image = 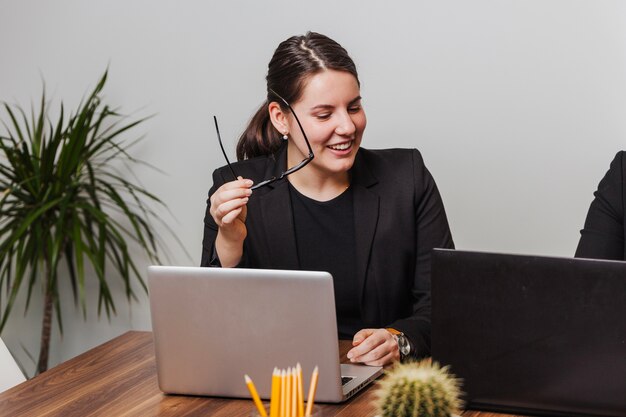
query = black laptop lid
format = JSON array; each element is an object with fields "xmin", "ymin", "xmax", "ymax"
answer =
[{"xmin": 431, "ymin": 249, "xmax": 626, "ymax": 417}]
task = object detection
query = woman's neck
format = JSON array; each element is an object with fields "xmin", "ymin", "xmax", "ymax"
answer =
[{"xmin": 288, "ymin": 168, "xmax": 350, "ymax": 202}]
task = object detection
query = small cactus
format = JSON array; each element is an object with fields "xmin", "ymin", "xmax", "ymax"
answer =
[{"xmin": 375, "ymin": 360, "xmax": 462, "ymax": 417}]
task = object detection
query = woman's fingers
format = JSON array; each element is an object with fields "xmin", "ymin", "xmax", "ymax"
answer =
[
  {"xmin": 219, "ymin": 181, "xmax": 252, "ymax": 201},
  {"xmin": 354, "ymin": 338, "xmax": 396, "ymax": 365},
  {"xmin": 347, "ymin": 328, "xmax": 399, "ymax": 366},
  {"xmin": 211, "ymin": 184, "xmax": 252, "ymax": 210},
  {"xmin": 221, "ymin": 205, "xmax": 246, "ymax": 224},
  {"xmin": 347, "ymin": 329, "xmax": 378, "ymax": 359},
  {"xmin": 351, "ymin": 328, "xmax": 374, "ymax": 346},
  {"xmin": 362, "ymin": 351, "xmax": 396, "ymax": 367},
  {"xmin": 214, "ymin": 197, "xmax": 249, "ymax": 225},
  {"xmin": 210, "ymin": 178, "xmax": 253, "ymax": 226}
]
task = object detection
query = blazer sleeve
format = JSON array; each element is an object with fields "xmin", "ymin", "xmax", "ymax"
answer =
[
  {"xmin": 388, "ymin": 149, "xmax": 455, "ymax": 357},
  {"xmin": 575, "ymin": 151, "xmax": 625, "ymax": 260},
  {"xmin": 200, "ymin": 168, "xmax": 225, "ymax": 267}
]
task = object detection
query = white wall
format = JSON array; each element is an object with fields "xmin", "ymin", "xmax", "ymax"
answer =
[{"xmin": 1, "ymin": 0, "xmax": 625, "ymax": 375}]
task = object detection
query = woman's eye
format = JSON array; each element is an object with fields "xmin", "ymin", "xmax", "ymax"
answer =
[
  {"xmin": 348, "ymin": 106, "xmax": 361, "ymax": 113},
  {"xmin": 316, "ymin": 113, "xmax": 331, "ymax": 120}
]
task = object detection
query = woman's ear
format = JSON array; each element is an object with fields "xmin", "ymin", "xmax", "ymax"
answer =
[{"xmin": 268, "ymin": 101, "xmax": 290, "ymax": 136}]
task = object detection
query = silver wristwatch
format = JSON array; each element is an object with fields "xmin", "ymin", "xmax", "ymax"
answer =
[{"xmin": 387, "ymin": 328, "xmax": 412, "ymax": 361}]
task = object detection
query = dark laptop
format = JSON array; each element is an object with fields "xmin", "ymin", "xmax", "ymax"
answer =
[{"xmin": 431, "ymin": 249, "xmax": 626, "ymax": 417}]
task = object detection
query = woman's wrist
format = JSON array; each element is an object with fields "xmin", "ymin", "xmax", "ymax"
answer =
[
  {"xmin": 215, "ymin": 232, "xmax": 244, "ymax": 267},
  {"xmin": 386, "ymin": 328, "xmax": 413, "ymax": 361}
]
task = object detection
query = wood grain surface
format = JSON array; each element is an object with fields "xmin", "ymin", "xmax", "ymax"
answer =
[{"xmin": 0, "ymin": 331, "xmax": 527, "ymax": 417}]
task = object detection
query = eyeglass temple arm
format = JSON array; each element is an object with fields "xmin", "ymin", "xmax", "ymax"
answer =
[
  {"xmin": 250, "ymin": 154, "xmax": 313, "ymax": 190},
  {"xmin": 268, "ymin": 88, "xmax": 314, "ymax": 159},
  {"xmin": 213, "ymin": 115, "xmax": 238, "ymax": 180},
  {"xmin": 250, "ymin": 178, "xmax": 275, "ymax": 190},
  {"xmin": 215, "ymin": 90, "xmax": 314, "ymax": 191},
  {"xmin": 289, "ymin": 112, "xmax": 314, "ymax": 159}
]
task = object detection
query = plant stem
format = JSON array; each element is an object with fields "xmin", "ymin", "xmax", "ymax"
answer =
[{"xmin": 37, "ymin": 258, "xmax": 54, "ymax": 374}]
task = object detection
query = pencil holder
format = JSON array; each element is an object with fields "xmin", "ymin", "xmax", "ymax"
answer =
[{"xmin": 250, "ymin": 406, "xmax": 323, "ymax": 417}]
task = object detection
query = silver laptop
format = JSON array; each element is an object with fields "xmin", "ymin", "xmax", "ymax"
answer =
[{"xmin": 148, "ymin": 266, "xmax": 383, "ymax": 402}]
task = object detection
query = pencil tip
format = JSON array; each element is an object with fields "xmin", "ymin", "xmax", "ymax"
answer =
[{"xmin": 244, "ymin": 374, "xmax": 251, "ymax": 382}]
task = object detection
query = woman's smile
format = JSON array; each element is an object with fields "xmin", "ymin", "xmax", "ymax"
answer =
[{"xmin": 326, "ymin": 140, "xmax": 354, "ymax": 154}]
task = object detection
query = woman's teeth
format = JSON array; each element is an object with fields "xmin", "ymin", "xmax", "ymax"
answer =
[{"xmin": 328, "ymin": 142, "xmax": 351, "ymax": 151}]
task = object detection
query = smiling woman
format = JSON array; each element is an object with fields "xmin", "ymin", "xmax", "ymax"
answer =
[{"xmin": 201, "ymin": 32, "xmax": 454, "ymax": 366}]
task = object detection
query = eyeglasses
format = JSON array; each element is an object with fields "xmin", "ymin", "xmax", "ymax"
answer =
[{"xmin": 213, "ymin": 89, "xmax": 314, "ymax": 190}]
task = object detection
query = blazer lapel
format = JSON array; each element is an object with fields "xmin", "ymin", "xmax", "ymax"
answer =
[
  {"xmin": 351, "ymin": 153, "xmax": 380, "ymax": 306},
  {"xmin": 257, "ymin": 181, "xmax": 300, "ymax": 270},
  {"xmin": 255, "ymin": 143, "xmax": 300, "ymax": 270}
]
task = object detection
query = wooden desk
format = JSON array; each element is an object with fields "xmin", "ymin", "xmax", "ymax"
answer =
[{"xmin": 0, "ymin": 331, "xmax": 525, "ymax": 417}]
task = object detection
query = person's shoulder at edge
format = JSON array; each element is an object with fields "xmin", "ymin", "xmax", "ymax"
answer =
[
  {"xmin": 615, "ymin": 150, "xmax": 626, "ymax": 172},
  {"xmin": 602, "ymin": 150, "xmax": 626, "ymax": 170},
  {"xmin": 574, "ymin": 150, "xmax": 626, "ymax": 260},
  {"xmin": 595, "ymin": 150, "xmax": 626, "ymax": 193}
]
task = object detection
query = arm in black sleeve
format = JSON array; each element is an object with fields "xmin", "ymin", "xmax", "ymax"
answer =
[
  {"xmin": 201, "ymin": 168, "xmax": 250, "ymax": 268},
  {"xmin": 388, "ymin": 149, "xmax": 455, "ymax": 358},
  {"xmin": 575, "ymin": 151, "xmax": 625, "ymax": 260},
  {"xmin": 201, "ymin": 168, "xmax": 231, "ymax": 267}
]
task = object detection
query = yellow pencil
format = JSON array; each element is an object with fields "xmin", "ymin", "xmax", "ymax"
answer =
[
  {"xmin": 285, "ymin": 368, "xmax": 292, "ymax": 417},
  {"xmin": 291, "ymin": 366, "xmax": 298, "ymax": 417},
  {"xmin": 280, "ymin": 369, "xmax": 286, "ymax": 417},
  {"xmin": 304, "ymin": 366, "xmax": 319, "ymax": 417},
  {"xmin": 270, "ymin": 368, "xmax": 280, "ymax": 417},
  {"xmin": 245, "ymin": 374, "xmax": 267, "ymax": 417},
  {"xmin": 296, "ymin": 363, "xmax": 304, "ymax": 417}
]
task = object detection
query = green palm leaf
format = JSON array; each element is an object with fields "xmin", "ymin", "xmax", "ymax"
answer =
[{"xmin": 0, "ymin": 70, "xmax": 170, "ymax": 374}]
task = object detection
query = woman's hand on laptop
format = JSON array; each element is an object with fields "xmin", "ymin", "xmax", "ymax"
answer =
[
  {"xmin": 210, "ymin": 177, "xmax": 253, "ymax": 267},
  {"xmin": 346, "ymin": 328, "xmax": 400, "ymax": 366}
]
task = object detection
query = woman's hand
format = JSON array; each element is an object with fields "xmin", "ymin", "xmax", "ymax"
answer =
[
  {"xmin": 210, "ymin": 177, "xmax": 253, "ymax": 267},
  {"xmin": 346, "ymin": 328, "xmax": 400, "ymax": 366}
]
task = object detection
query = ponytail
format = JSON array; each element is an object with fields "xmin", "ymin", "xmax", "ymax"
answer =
[{"xmin": 236, "ymin": 101, "xmax": 283, "ymax": 161}]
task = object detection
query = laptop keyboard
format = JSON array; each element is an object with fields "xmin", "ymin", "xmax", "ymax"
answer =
[{"xmin": 341, "ymin": 376, "xmax": 354, "ymax": 386}]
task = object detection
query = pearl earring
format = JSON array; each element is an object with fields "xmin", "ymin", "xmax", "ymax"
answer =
[{"xmin": 282, "ymin": 132, "xmax": 289, "ymax": 141}]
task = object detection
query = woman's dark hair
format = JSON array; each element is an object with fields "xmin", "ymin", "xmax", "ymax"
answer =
[{"xmin": 236, "ymin": 31, "xmax": 359, "ymax": 160}]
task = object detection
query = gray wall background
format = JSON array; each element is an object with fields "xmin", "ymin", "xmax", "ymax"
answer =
[{"xmin": 1, "ymin": 0, "xmax": 625, "ymax": 376}]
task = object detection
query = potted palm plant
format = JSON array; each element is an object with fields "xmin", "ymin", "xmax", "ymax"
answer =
[{"xmin": 0, "ymin": 71, "xmax": 167, "ymax": 374}]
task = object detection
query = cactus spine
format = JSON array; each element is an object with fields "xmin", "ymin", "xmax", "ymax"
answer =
[{"xmin": 375, "ymin": 360, "xmax": 462, "ymax": 417}]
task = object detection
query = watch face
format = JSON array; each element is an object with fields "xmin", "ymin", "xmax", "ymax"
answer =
[{"xmin": 398, "ymin": 335, "xmax": 411, "ymax": 356}]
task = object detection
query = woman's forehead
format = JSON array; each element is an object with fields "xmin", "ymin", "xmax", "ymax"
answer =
[{"xmin": 296, "ymin": 70, "xmax": 361, "ymax": 107}]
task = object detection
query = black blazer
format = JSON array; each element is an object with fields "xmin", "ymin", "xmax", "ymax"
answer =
[
  {"xmin": 576, "ymin": 151, "xmax": 626, "ymax": 260},
  {"xmin": 201, "ymin": 144, "xmax": 454, "ymax": 356}
]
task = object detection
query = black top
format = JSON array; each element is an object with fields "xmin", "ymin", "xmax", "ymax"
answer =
[
  {"xmin": 576, "ymin": 151, "xmax": 626, "ymax": 260},
  {"xmin": 288, "ymin": 183, "xmax": 361, "ymax": 339}
]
